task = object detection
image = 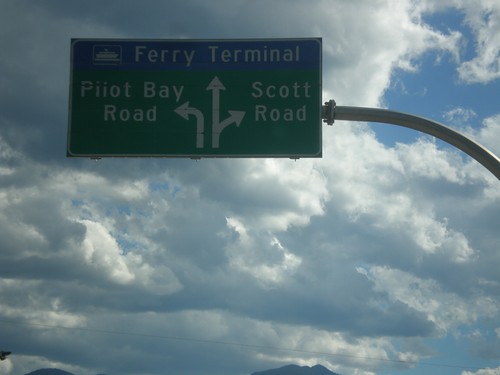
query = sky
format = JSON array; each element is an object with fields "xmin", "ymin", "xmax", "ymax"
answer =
[{"xmin": 0, "ymin": 1, "xmax": 499, "ymax": 375}]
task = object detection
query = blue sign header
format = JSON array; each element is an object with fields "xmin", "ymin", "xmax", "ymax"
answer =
[{"xmin": 71, "ymin": 38, "xmax": 321, "ymax": 71}]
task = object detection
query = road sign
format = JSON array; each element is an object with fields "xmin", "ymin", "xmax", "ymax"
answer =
[{"xmin": 68, "ymin": 38, "xmax": 322, "ymax": 158}]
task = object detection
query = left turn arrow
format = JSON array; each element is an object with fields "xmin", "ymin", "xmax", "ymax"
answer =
[{"xmin": 175, "ymin": 102, "xmax": 205, "ymax": 148}]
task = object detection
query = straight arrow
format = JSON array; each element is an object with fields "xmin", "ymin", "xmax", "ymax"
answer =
[{"xmin": 207, "ymin": 76, "xmax": 225, "ymax": 128}]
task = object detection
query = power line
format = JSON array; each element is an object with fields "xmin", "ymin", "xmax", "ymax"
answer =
[{"xmin": 0, "ymin": 319, "xmax": 486, "ymax": 371}]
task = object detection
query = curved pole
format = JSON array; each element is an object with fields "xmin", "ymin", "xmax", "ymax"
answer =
[{"xmin": 322, "ymin": 101, "xmax": 500, "ymax": 180}]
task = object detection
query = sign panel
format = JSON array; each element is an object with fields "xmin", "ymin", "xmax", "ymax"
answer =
[{"xmin": 68, "ymin": 38, "xmax": 322, "ymax": 157}]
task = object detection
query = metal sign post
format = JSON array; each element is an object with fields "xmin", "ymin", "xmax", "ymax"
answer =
[{"xmin": 322, "ymin": 100, "xmax": 500, "ymax": 180}]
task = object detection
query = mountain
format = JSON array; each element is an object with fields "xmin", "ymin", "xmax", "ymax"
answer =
[
  {"xmin": 252, "ymin": 364, "xmax": 341, "ymax": 375},
  {"xmin": 25, "ymin": 364, "xmax": 335, "ymax": 375},
  {"xmin": 25, "ymin": 370, "xmax": 74, "ymax": 375},
  {"xmin": 25, "ymin": 370, "xmax": 107, "ymax": 375}
]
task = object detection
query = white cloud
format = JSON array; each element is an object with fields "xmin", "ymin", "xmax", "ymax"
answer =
[
  {"xmin": 474, "ymin": 115, "xmax": 500, "ymax": 155},
  {"xmin": 457, "ymin": 2, "xmax": 500, "ymax": 83},
  {"xmin": 323, "ymin": 125, "xmax": 478, "ymax": 263},
  {"xmin": 417, "ymin": 0, "xmax": 500, "ymax": 84},
  {"xmin": 358, "ymin": 266, "xmax": 499, "ymax": 334},
  {"xmin": 440, "ymin": 110, "xmax": 500, "ymax": 166},
  {"xmin": 0, "ymin": 358, "xmax": 13, "ymax": 374},
  {"xmin": 218, "ymin": 159, "xmax": 329, "ymax": 231},
  {"xmin": 79, "ymin": 219, "xmax": 137, "ymax": 284},
  {"xmin": 77, "ymin": 218, "xmax": 182, "ymax": 293},
  {"xmin": 319, "ymin": 0, "xmax": 462, "ymax": 106},
  {"xmin": 0, "ymin": 278, "xmax": 87, "ymax": 329},
  {"xmin": 462, "ymin": 367, "xmax": 500, "ymax": 375},
  {"xmin": 443, "ymin": 107, "xmax": 478, "ymax": 125},
  {"xmin": 225, "ymin": 217, "xmax": 302, "ymax": 287}
]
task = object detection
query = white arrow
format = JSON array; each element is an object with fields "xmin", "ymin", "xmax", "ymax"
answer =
[
  {"xmin": 212, "ymin": 110, "xmax": 246, "ymax": 148},
  {"xmin": 206, "ymin": 76, "xmax": 246, "ymax": 148},
  {"xmin": 174, "ymin": 101, "xmax": 204, "ymax": 148},
  {"xmin": 207, "ymin": 76, "xmax": 225, "ymax": 127}
]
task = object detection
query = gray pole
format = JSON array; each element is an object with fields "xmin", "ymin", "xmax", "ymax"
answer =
[{"xmin": 322, "ymin": 100, "xmax": 500, "ymax": 181}]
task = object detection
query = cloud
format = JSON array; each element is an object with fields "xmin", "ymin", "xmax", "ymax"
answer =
[
  {"xmin": 462, "ymin": 367, "xmax": 500, "ymax": 375},
  {"xmin": 0, "ymin": 1, "xmax": 499, "ymax": 375},
  {"xmin": 224, "ymin": 217, "xmax": 302, "ymax": 287},
  {"xmin": 443, "ymin": 106, "xmax": 478, "ymax": 125},
  {"xmin": 0, "ymin": 359, "xmax": 13, "ymax": 374},
  {"xmin": 417, "ymin": 0, "xmax": 500, "ymax": 84},
  {"xmin": 442, "ymin": 112, "xmax": 500, "ymax": 168},
  {"xmin": 473, "ymin": 115, "xmax": 500, "ymax": 155},
  {"xmin": 358, "ymin": 265, "xmax": 499, "ymax": 335},
  {"xmin": 457, "ymin": 2, "xmax": 500, "ymax": 83}
]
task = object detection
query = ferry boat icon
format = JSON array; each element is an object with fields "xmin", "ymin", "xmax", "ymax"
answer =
[{"xmin": 93, "ymin": 45, "xmax": 122, "ymax": 65}]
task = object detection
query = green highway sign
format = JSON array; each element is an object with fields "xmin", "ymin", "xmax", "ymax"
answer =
[{"xmin": 68, "ymin": 38, "xmax": 322, "ymax": 158}]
